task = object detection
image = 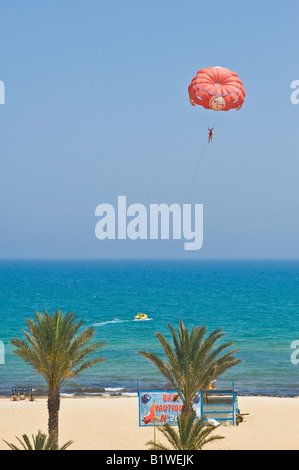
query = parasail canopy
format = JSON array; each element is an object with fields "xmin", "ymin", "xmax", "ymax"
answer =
[{"xmin": 188, "ymin": 66, "xmax": 245, "ymax": 111}]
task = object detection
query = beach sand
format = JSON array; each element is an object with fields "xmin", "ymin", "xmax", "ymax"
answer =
[{"xmin": 0, "ymin": 395, "xmax": 299, "ymax": 450}]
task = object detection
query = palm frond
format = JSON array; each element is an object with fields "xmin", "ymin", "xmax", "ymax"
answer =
[
  {"xmin": 147, "ymin": 412, "xmax": 224, "ymax": 450},
  {"xmin": 3, "ymin": 430, "xmax": 73, "ymax": 450},
  {"xmin": 139, "ymin": 319, "xmax": 241, "ymax": 416}
]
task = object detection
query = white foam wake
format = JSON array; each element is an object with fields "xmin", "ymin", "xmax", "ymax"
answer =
[
  {"xmin": 93, "ymin": 318, "xmax": 153, "ymax": 327},
  {"xmin": 92, "ymin": 319, "xmax": 129, "ymax": 327}
]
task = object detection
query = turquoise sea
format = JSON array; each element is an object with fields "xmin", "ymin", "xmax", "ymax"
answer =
[{"xmin": 0, "ymin": 259, "xmax": 298, "ymax": 397}]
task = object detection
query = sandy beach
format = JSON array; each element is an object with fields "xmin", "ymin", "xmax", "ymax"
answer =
[{"xmin": 1, "ymin": 395, "xmax": 299, "ymax": 450}]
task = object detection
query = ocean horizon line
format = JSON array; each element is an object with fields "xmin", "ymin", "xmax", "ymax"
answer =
[{"xmin": 0, "ymin": 257, "xmax": 299, "ymax": 262}]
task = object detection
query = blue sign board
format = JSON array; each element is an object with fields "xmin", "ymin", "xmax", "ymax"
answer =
[
  {"xmin": 138, "ymin": 390, "xmax": 201, "ymax": 427},
  {"xmin": 139, "ymin": 389, "xmax": 238, "ymax": 426}
]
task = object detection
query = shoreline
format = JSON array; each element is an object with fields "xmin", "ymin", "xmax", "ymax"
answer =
[
  {"xmin": 2, "ymin": 392, "xmax": 299, "ymax": 399},
  {"xmin": 2, "ymin": 389, "xmax": 299, "ymax": 399},
  {"xmin": 0, "ymin": 390, "xmax": 299, "ymax": 401},
  {"xmin": 1, "ymin": 395, "xmax": 299, "ymax": 450},
  {"xmin": 2, "ymin": 388, "xmax": 299, "ymax": 399}
]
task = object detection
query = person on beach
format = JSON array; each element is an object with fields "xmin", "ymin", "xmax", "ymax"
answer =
[
  {"xmin": 208, "ymin": 127, "xmax": 214, "ymax": 143},
  {"xmin": 29, "ymin": 389, "xmax": 35, "ymax": 401},
  {"xmin": 208, "ymin": 379, "xmax": 217, "ymax": 389}
]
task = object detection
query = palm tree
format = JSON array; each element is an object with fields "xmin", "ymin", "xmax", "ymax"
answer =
[
  {"xmin": 147, "ymin": 412, "xmax": 224, "ymax": 450},
  {"xmin": 138, "ymin": 319, "xmax": 241, "ymax": 416},
  {"xmin": 10, "ymin": 309, "xmax": 106, "ymax": 448},
  {"xmin": 3, "ymin": 430, "xmax": 73, "ymax": 450}
]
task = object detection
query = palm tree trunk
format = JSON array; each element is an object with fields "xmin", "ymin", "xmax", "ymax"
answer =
[
  {"xmin": 47, "ymin": 389, "xmax": 60, "ymax": 448},
  {"xmin": 182, "ymin": 400, "xmax": 194, "ymax": 417}
]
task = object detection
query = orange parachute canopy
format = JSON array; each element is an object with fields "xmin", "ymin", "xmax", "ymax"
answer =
[{"xmin": 188, "ymin": 66, "xmax": 245, "ymax": 111}]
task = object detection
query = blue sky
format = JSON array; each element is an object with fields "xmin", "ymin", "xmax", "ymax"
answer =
[{"xmin": 0, "ymin": 0, "xmax": 298, "ymax": 258}]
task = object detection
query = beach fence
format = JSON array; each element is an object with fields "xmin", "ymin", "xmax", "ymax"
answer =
[
  {"xmin": 201, "ymin": 389, "xmax": 238, "ymax": 425},
  {"xmin": 11, "ymin": 386, "xmax": 34, "ymax": 400},
  {"xmin": 139, "ymin": 389, "xmax": 238, "ymax": 427}
]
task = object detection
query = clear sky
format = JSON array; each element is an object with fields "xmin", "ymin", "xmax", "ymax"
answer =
[{"xmin": 0, "ymin": 0, "xmax": 298, "ymax": 258}]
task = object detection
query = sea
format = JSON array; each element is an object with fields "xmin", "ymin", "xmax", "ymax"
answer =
[{"xmin": 0, "ymin": 259, "xmax": 298, "ymax": 397}]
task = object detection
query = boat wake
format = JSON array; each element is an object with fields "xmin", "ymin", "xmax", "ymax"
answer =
[
  {"xmin": 133, "ymin": 317, "xmax": 153, "ymax": 321},
  {"xmin": 93, "ymin": 318, "xmax": 153, "ymax": 327},
  {"xmin": 92, "ymin": 319, "xmax": 130, "ymax": 327}
]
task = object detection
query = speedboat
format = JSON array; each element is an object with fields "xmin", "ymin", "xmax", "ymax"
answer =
[{"xmin": 134, "ymin": 313, "xmax": 148, "ymax": 320}]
